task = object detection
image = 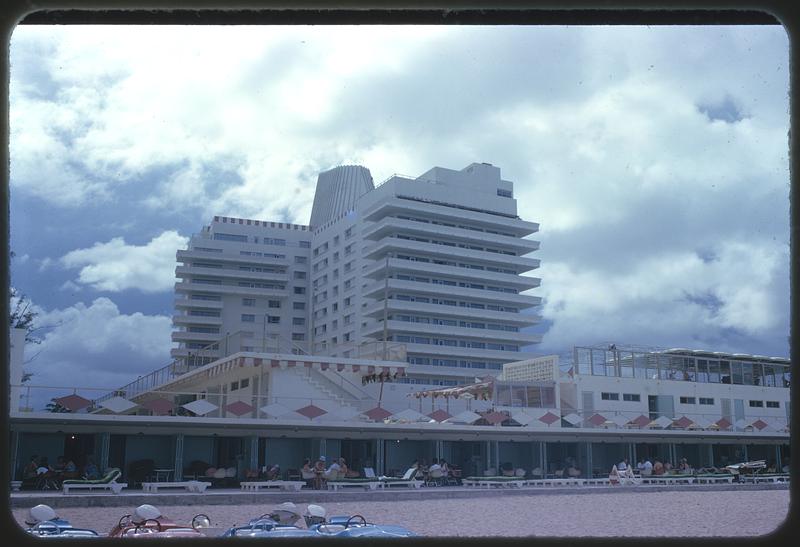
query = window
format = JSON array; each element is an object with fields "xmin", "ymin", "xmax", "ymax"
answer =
[
  {"xmin": 241, "ymin": 314, "xmax": 255, "ymax": 322},
  {"xmin": 748, "ymin": 400, "xmax": 764, "ymax": 408},
  {"xmin": 213, "ymin": 233, "xmax": 248, "ymax": 242},
  {"xmin": 240, "ymin": 378, "xmax": 249, "ymax": 389},
  {"xmin": 699, "ymin": 397, "xmax": 714, "ymax": 405},
  {"xmin": 230, "ymin": 381, "xmax": 239, "ymax": 390},
  {"xmin": 300, "ymin": 240, "xmax": 311, "ymax": 248},
  {"xmin": 679, "ymin": 396, "xmax": 696, "ymax": 404},
  {"xmin": 622, "ymin": 393, "xmax": 640, "ymax": 402},
  {"xmin": 268, "ymin": 316, "xmax": 280, "ymax": 324},
  {"xmin": 766, "ymin": 401, "xmax": 780, "ymax": 408},
  {"xmin": 345, "ymin": 227, "xmax": 353, "ymax": 238},
  {"xmin": 295, "ymin": 256, "xmax": 307, "ymax": 263},
  {"xmin": 600, "ymin": 392, "xmax": 619, "ymax": 401},
  {"xmin": 292, "ymin": 317, "xmax": 305, "ymax": 326},
  {"xmin": 293, "ymin": 302, "xmax": 305, "ymax": 310},
  {"xmin": 189, "ymin": 310, "xmax": 220, "ymax": 317},
  {"xmin": 294, "ymin": 271, "xmax": 306, "ymax": 279},
  {"xmin": 242, "ymin": 298, "xmax": 256, "ymax": 307},
  {"xmin": 294, "ymin": 287, "xmax": 306, "ymax": 294},
  {"xmin": 497, "ymin": 188, "xmax": 513, "ymax": 198},
  {"xmin": 292, "ymin": 333, "xmax": 305, "ymax": 341}
]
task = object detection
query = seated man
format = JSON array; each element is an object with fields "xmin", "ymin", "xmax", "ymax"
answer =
[
  {"xmin": 324, "ymin": 458, "xmax": 344, "ymax": 480},
  {"xmin": 265, "ymin": 464, "xmax": 281, "ymax": 481}
]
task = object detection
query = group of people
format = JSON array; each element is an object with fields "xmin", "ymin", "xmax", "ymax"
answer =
[
  {"xmin": 410, "ymin": 458, "xmax": 451, "ymax": 482},
  {"xmin": 23, "ymin": 455, "xmax": 99, "ymax": 490},
  {"xmin": 300, "ymin": 456, "xmax": 359, "ymax": 489}
]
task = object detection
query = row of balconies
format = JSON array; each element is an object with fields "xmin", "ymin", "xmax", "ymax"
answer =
[
  {"xmin": 363, "ymin": 236, "xmax": 540, "ymax": 271},
  {"xmin": 362, "ymin": 257, "xmax": 540, "ymax": 290},
  {"xmin": 360, "ymin": 217, "xmax": 539, "ymax": 254},
  {"xmin": 360, "ymin": 196, "xmax": 539, "ymax": 237}
]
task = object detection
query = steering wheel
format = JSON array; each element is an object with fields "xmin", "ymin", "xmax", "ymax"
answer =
[
  {"xmin": 134, "ymin": 518, "xmax": 162, "ymax": 533},
  {"xmin": 33, "ymin": 520, "xmax": 62, "ymax": 535},
  {"xmin": 191, "ymin": 514, "xmax": 211, "ymax": 530},
  {"xmin": 117, "ymin": 515, "xmax": 132, "ymax": 529},
  {"xmin": 258, "ymin": 513, "xmax": 272, "ymax": 520},
  {"xmin": 345, "ymin": 515, "xmax": 367, "ymax": 528}
]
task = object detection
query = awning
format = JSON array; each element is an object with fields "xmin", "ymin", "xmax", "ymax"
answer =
[
  {"xmin": 408, "ymin": 377, "xmax": 494, "ymax": 401},
  {"xmin": 203, "ymin": 355, "xmax": 406, "ymax": 379}
]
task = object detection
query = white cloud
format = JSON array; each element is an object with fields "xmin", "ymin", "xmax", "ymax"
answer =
[
  {"xmin": 537, "ymin": 239, "xmax": 790, "ymax": 355},
  {"xmin": 9, "ymin": 25, "xmax": 790, "ymax": 359},
  {"xmin": 60, "ymin": 231, "xmax": 187, "ymax": 293},
  {"xmin": 16, "ymin": 297, "xmax": 173, "ymax": 409}
]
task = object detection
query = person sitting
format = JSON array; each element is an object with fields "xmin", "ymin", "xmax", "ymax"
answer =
[
  {"xmin": 313, "ymin": 457, "xmax": 327, "ymax": 488},
  {"xmin": 82, "ymin": 458, "xmax": 100, "ymax": 480},
  {"xmin": 53, "ymin": 456, "xmax": 67, "ymax": 474},
  {"xmin": 641, "ymin": 458, "xmax": 653, "ymax": 476},
  {"xmin": 23, "ymin": 455, "xmax": 39, "ymax": 480},
  {"xmin": 617, "ymin": 458, "xmax": 629, "ymax": 472},
  {"xmin": 567, "ymin": 465, "xmax": 581, "ymax": 478},
  {"xmin": 324, "ymin": 458, "xmax": 344, "ymax": 480},
  {"xmin": 265, "ymin": 463, "xmax": 281, "ymax": 480},
  {"xmin": 678, "ymin": 458, "xmax": 691, "ymax": 474},
  {"xmin": 439, "ymin": 459, "xmax": 450, "ymax": 479},
  {"xmin": 664, "ymin": 461, "xmax": 673, "ymax": 473},
  {"xmin": 301, "ymin": 458, "xmax": 319, "ymax": 489},
  {"xmin": 653, "ymin": 460, "xmax": 664, "ymax": 475},
  {"xmin": 500, "ymin": 461, "xmax": 515, "ymax": 477},
  {"xmin": 62, "ymin": 459, "xmax": 80, "ymax": 479}
]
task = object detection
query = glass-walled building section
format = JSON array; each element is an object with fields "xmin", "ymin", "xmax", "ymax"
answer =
[{"xmin": 573, "ymin": 346, "xmax": 790, "ymax": 388}]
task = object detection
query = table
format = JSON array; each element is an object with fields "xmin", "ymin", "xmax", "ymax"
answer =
[{"xmin": 153, "ymin": 468, "xmax": 174, "ymax": 482}]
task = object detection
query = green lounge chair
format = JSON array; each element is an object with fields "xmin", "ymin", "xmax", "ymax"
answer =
[{"xmin": 62, "ymin": 467, "xmax": 127, "ymax": 494}]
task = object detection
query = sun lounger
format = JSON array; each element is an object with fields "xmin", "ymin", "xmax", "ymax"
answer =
[
  {"xmin": 326, "ymin": 479, "xmax": 382, "ymax": 491},
  {"xmin": 377, "ymin": 467, "xmax": 423, "ymax": 489},
  {"xmin": 739, "ymin": 473, "xmax": 789, "ymax": 484},
  {"xmin": 62, "ymin": 468, "xmax": 127, "ymax": 494},
  {"xmin": 693, "ymin": 474, "xmax": 734, "ymax": 485},
  {"xmin": 239, "ymin": 480, "xmax": 306, "ymax": 492},
  {"xmin": 141, "ymin": 480, "xmax": 211, "ymax": 493},
  {"xmin": 640, "ymin": 475, "xmax": 694, "ymax": 485},
  {"xmin": 463, "ymin": 476, "xmax": 525, "ymax": 488}
]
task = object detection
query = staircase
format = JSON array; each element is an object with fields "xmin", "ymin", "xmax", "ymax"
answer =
[{"xmin": 291, "ymin": 367, "xmax": 361, "ymax": 414}]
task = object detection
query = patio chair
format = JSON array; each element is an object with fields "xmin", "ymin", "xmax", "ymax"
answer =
[
  {"xmin": 363, "ymin": 468, "xmax": 377, "ymax": 479},
  {"xmin": 426, "ymin": 467, "xmax": 445, "ymax": 487},
  {"xmin": 287, "ymin": 468, "xmax": 301, "ymax": 481},
  {"xmin": 301, "ymin": 468, "xmax": 317, "ymax": 488}
]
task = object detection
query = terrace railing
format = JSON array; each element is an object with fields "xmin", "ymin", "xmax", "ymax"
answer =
[{"xmin": 9, "ymin": 383, "xmax": 791, "ymax": 436}]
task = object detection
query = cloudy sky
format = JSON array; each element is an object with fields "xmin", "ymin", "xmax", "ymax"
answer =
[{"xmin": 9, "ymin": 24, "xmax": 790, "ymax": 400}]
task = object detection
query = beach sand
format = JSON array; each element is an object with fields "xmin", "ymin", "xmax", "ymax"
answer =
[{"xmin": 12, "ymin": 489, "xmax": 790, "ymax": 537}]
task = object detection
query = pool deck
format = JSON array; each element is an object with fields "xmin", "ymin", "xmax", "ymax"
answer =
[{"xmin": 8, "ymin": 481, "xmax": 789, "ymax": 509}]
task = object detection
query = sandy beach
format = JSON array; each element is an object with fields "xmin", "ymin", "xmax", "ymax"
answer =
[{"xmin": 12, "ymin": 488, "xmax": 790, "ymax": 537}]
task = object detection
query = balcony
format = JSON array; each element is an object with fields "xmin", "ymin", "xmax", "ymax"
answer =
[
  {"xmin": 363, "ymin": 236, "xmax": 540, "ymax": 271},
  {"xmin": 362, "ymin": 279, "xmax": 541, "ymax": 307},
  {"xmin": 171, "ymin": 331, "xmax": 221, "ymax": 343},
  {"xmin": 177, "ymin": 249, "xmax": 291, "ymax": 267},
  {"xmin": 174, "ymin": 282, "xmax": 287, "ymax": 298},
  {"xmin": 172, "ymin": 314, "xmax": 223, "ymax": 326},
  {"xmin": 361, "ymin": 299, "xmax": 541, "ymax": 326},
  {"xmin": 397, "ymin": 342, "xmax": 534, "ymax": 362},
  {"xmin": 361, "ymin": 217, "xmax": 540, "ymax": 254},
  {"xmin": 360, "ymin": 196, "xmax": 539, "ymax": 237},
  {"xmin": 362, "ymin": 319, "xmax": 542, "ymax": 344},
  {"xmin": 363, "ymin": 257, "xmax": 540, "ymax": 290},
  {"xmin": 174, "ymin": 298, "xmax": 224, "ymax": 309},
  {"xmin": 175, "ymin": 265, "xmax": 289, "ymax": 283}
]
